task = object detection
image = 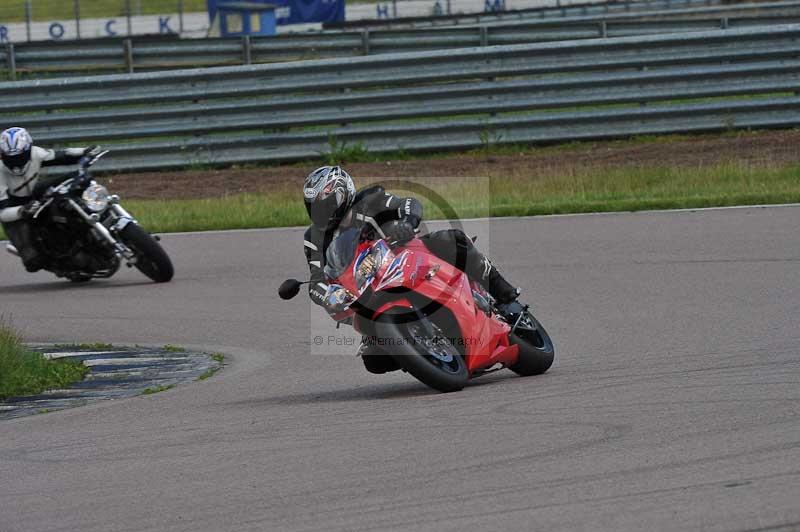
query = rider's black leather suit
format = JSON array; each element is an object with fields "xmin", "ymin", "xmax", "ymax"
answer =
[{"xmin": 303, "ymin": 185, "xmax": 516, "ymax": 310}]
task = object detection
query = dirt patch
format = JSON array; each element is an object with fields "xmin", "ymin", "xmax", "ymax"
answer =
[{"xmin": 99, "ymin": 130, "xmax": 800, "ymax": 201}]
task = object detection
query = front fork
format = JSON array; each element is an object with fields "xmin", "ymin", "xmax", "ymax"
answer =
[{"xmin": 66, "ymin": 198, "xmax": 137, "ymax": 263}]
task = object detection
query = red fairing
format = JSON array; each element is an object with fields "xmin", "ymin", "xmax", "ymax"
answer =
[
  {"xmin": 395, "ymin": 240, "xmax": 519, "ymax": 373},
  {"xmin": 329, "ymin": 237, "xmax": 519, "ymax": 376}
]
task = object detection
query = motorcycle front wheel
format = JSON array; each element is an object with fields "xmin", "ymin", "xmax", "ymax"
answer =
[
  {"xmin": 119, "ymin": 224, "xmax": 174, "ymax": 283},
  {"xmin": 375, "ymin": 317, "xmax": 468, "ymax": 393},
  {"xmin": 508, "ymin": 311, "xmax": 555, "ymax": 376}
]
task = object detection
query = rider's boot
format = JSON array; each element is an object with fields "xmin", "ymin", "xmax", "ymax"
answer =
[
  {"xmin": 483, "ymin": 260, "xmax": 525, "ymax": 323},
  {"xmin": 475, "ymin": 254, "xmax": 520, "ymax": 303},
  {"xmin": 21, "ymin": 252, "xmax": 45, "ymax": 273},
  {"xmin": 20, "ymin": 247, "xmax": 45, "ymax": 272},
  {"xmin": 23, "ymin": 262, "xmax": 43, "ymax": 273},
  {"xmin": 358, "ymin": 338, "xmax": 401, "ymax": 374},
  {"xmin": 486, "ymin": 264, "xmax": 520, "ymax": 304},
  {"xmin": 6, "ymin": 221, "xmax": 44, "ymax": 272}
]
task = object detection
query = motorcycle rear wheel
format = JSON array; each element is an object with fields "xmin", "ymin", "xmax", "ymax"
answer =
[
  {"xmin": 509, "ymin": 311, "xmax": 555, "ymax": 376},
  {"xmin": 375, "ymin": 318, "xmax": 468, "ymax": 393},
  {"xmin": 119, "ymin": 224, "xmax": 174, "ymax": 283}
]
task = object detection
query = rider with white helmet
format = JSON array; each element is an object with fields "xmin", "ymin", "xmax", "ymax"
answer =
[{"xmin": 0, "ymin": 127, "xmax": 98, "ymax": 272}]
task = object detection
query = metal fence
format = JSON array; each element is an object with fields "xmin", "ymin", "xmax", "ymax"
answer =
[
  {"xmin": 4, "ymin": 0, "xmax": 800, "ymax": 78},
  {"xmin": 2, "ymin": 24, "xmax": 799, "ymax": 172}
]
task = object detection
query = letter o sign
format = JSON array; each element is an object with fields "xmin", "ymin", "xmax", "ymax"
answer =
[{"xmin": 49, "ymin": 22, "xmax": 65, "ymax": 40}]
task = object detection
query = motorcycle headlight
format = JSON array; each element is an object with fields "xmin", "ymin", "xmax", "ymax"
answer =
[
  {"xmin": 354, "ymin": 241, "xmax": 390, "ymax": 291},
  {"xmin": 325, "ymin": 284, "xmax": 356, "ymax": 312},
  {"xmin": 81, "ymin": 183, "xmax": 109, "ymax": 213}
]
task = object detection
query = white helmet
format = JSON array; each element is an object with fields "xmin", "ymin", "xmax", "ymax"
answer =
[
  {"xmin": 303, "ymin": 166, "xmax": 356, "ymax": 230},
  {"xmin": 0, "ymin": 127, "xmax": 33, "ymax": 176}
]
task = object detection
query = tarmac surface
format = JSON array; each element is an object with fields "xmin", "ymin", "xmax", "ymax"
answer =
[{"xmin": 1, "ymin": 205, "xmax": 798, "ymax": 532}]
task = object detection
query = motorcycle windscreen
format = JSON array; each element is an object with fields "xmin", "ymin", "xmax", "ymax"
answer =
[{"xmin": 323, "ymin": 227, "xmax": 361, "ymax": 280}]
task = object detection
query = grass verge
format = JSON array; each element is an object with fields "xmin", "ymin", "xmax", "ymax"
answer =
[
  {"xmin": 162, "ymin": 344, "xmax": 185, "ymax": 352},
  {"xmin": 1, "ymin": 159, "xmax": 798, "ymax": 241},
  {"xmin": 141, "ymin": 384, "xmax": 175, "ymax": 395},
  {"xmin": 105, "ymin": 161, "xmax": 800, "ymax": 233},
  {"xmin": 0, "ymin": 321, "xmax": 88, "ymax": 401}
]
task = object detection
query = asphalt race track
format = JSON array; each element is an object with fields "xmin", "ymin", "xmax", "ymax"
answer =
[{"xmin": 1, "ymin": 206, "xmax": 799, "ymax": 532}]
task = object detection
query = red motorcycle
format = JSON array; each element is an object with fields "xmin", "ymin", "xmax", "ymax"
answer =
[{"xmin": 280, "ymin": 227, "xmax": 554, "ymax": 393}]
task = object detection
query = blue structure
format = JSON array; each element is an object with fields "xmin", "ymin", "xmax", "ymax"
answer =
[
  {"xmin": 217, "ymin": 1, "xmax": 277, "ymax": 36},
  {"xmin": 208, "ymin": 0, "xmax": 344, "ymax": 27}
]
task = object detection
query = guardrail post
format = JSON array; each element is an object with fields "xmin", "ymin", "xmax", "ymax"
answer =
[
  {"xmin": 125, "ymin": 0, "xmax": 133, "ymax": 36},
  {"xmin": 24, "ymin": 0, "xmax": 32, "ymax": 43},
  {"xmin": 178, "ymin": 0, "xmax": 185, "ymax": 33},
  {"xmin": 74, "ymin": 0, "xmax": 81, "ymax": 39},
  {"xmin": 361, "ymin": 30, "xmax": 371, "ymax": 55},
  {"xmin": 720, "ymin": 17, "xmax": 729, "ymax": 29},
  {"xmin": 123, "ymin": 39, "xmax": 134, "ymax": 73},
  {"xmin": 7, "ymin": 44, "xmax": 16, "ymax": 81},
  {"xmin": 480, "ymin": 25, "xmax": 489, "ymax": 46},
  {"xmin": 599, "ymin": 21, "xmax": 608, "ymax": 38},
  {"xmin": 242, "ymin": 36, "xmax": 252, "ymax": 65}
]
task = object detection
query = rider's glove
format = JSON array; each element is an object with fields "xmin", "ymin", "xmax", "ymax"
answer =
[
  {"xmin": 18, "ymin": 200, "xmax": 41, "ymax": 219},
  {"xmin": 83, "ymin": 145, "xmax": 101, "ymax": 157},
  {"xmin": 383, "ymin": 219, "xmax": 416, "ymax": 247}
]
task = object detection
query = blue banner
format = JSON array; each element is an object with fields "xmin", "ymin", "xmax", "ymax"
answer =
[{"xmin": 208, "ymin": 0, "xmax": 344, "ymax": 25}]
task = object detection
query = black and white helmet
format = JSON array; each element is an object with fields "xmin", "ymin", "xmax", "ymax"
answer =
[
  {"xmin": 0, "ymin": 127, "xmax": 33, "ymax": 176},
  {"xmin": 303, "ymin": 166, "xmax": 356, "ymax": 230}
]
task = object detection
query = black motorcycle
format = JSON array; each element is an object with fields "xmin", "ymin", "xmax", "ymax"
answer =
[{"xmin": 5, "ymin": 150, "xmax": 173, "ymax": 283}]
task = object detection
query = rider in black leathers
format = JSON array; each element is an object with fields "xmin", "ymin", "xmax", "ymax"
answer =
[{"xmin": 303, "ymin": 166, "xmax": 520, "ymax": 373}]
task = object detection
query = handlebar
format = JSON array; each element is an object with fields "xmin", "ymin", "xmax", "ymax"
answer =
[
  {"xmin": 34, "ymin": 149, "xmax": 110, "ymax": 200},
  {"xmin": 80, "ymin": 149, "xmax": 109, "ymax": 169}
]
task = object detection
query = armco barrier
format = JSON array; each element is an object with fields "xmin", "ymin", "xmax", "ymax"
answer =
[
  {"xmin": 1, "ymin": 24, "xmax": 799, "ymax": 172},
  {"xmin": 2, "ymin": 0, "xmax": 800, "ymax": 78}
]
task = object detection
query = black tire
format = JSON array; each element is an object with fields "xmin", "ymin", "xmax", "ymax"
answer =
[
  {"xmin": 509, "ymin": 312, "xmax": 555, "ymax": 376},
  {"xmin": 119, "ymin": 224, "xmax": 173, "ymax": 283},
  {"xmin": 374, "ymin": 319, "xmax": 468, "ymax": 393}
]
